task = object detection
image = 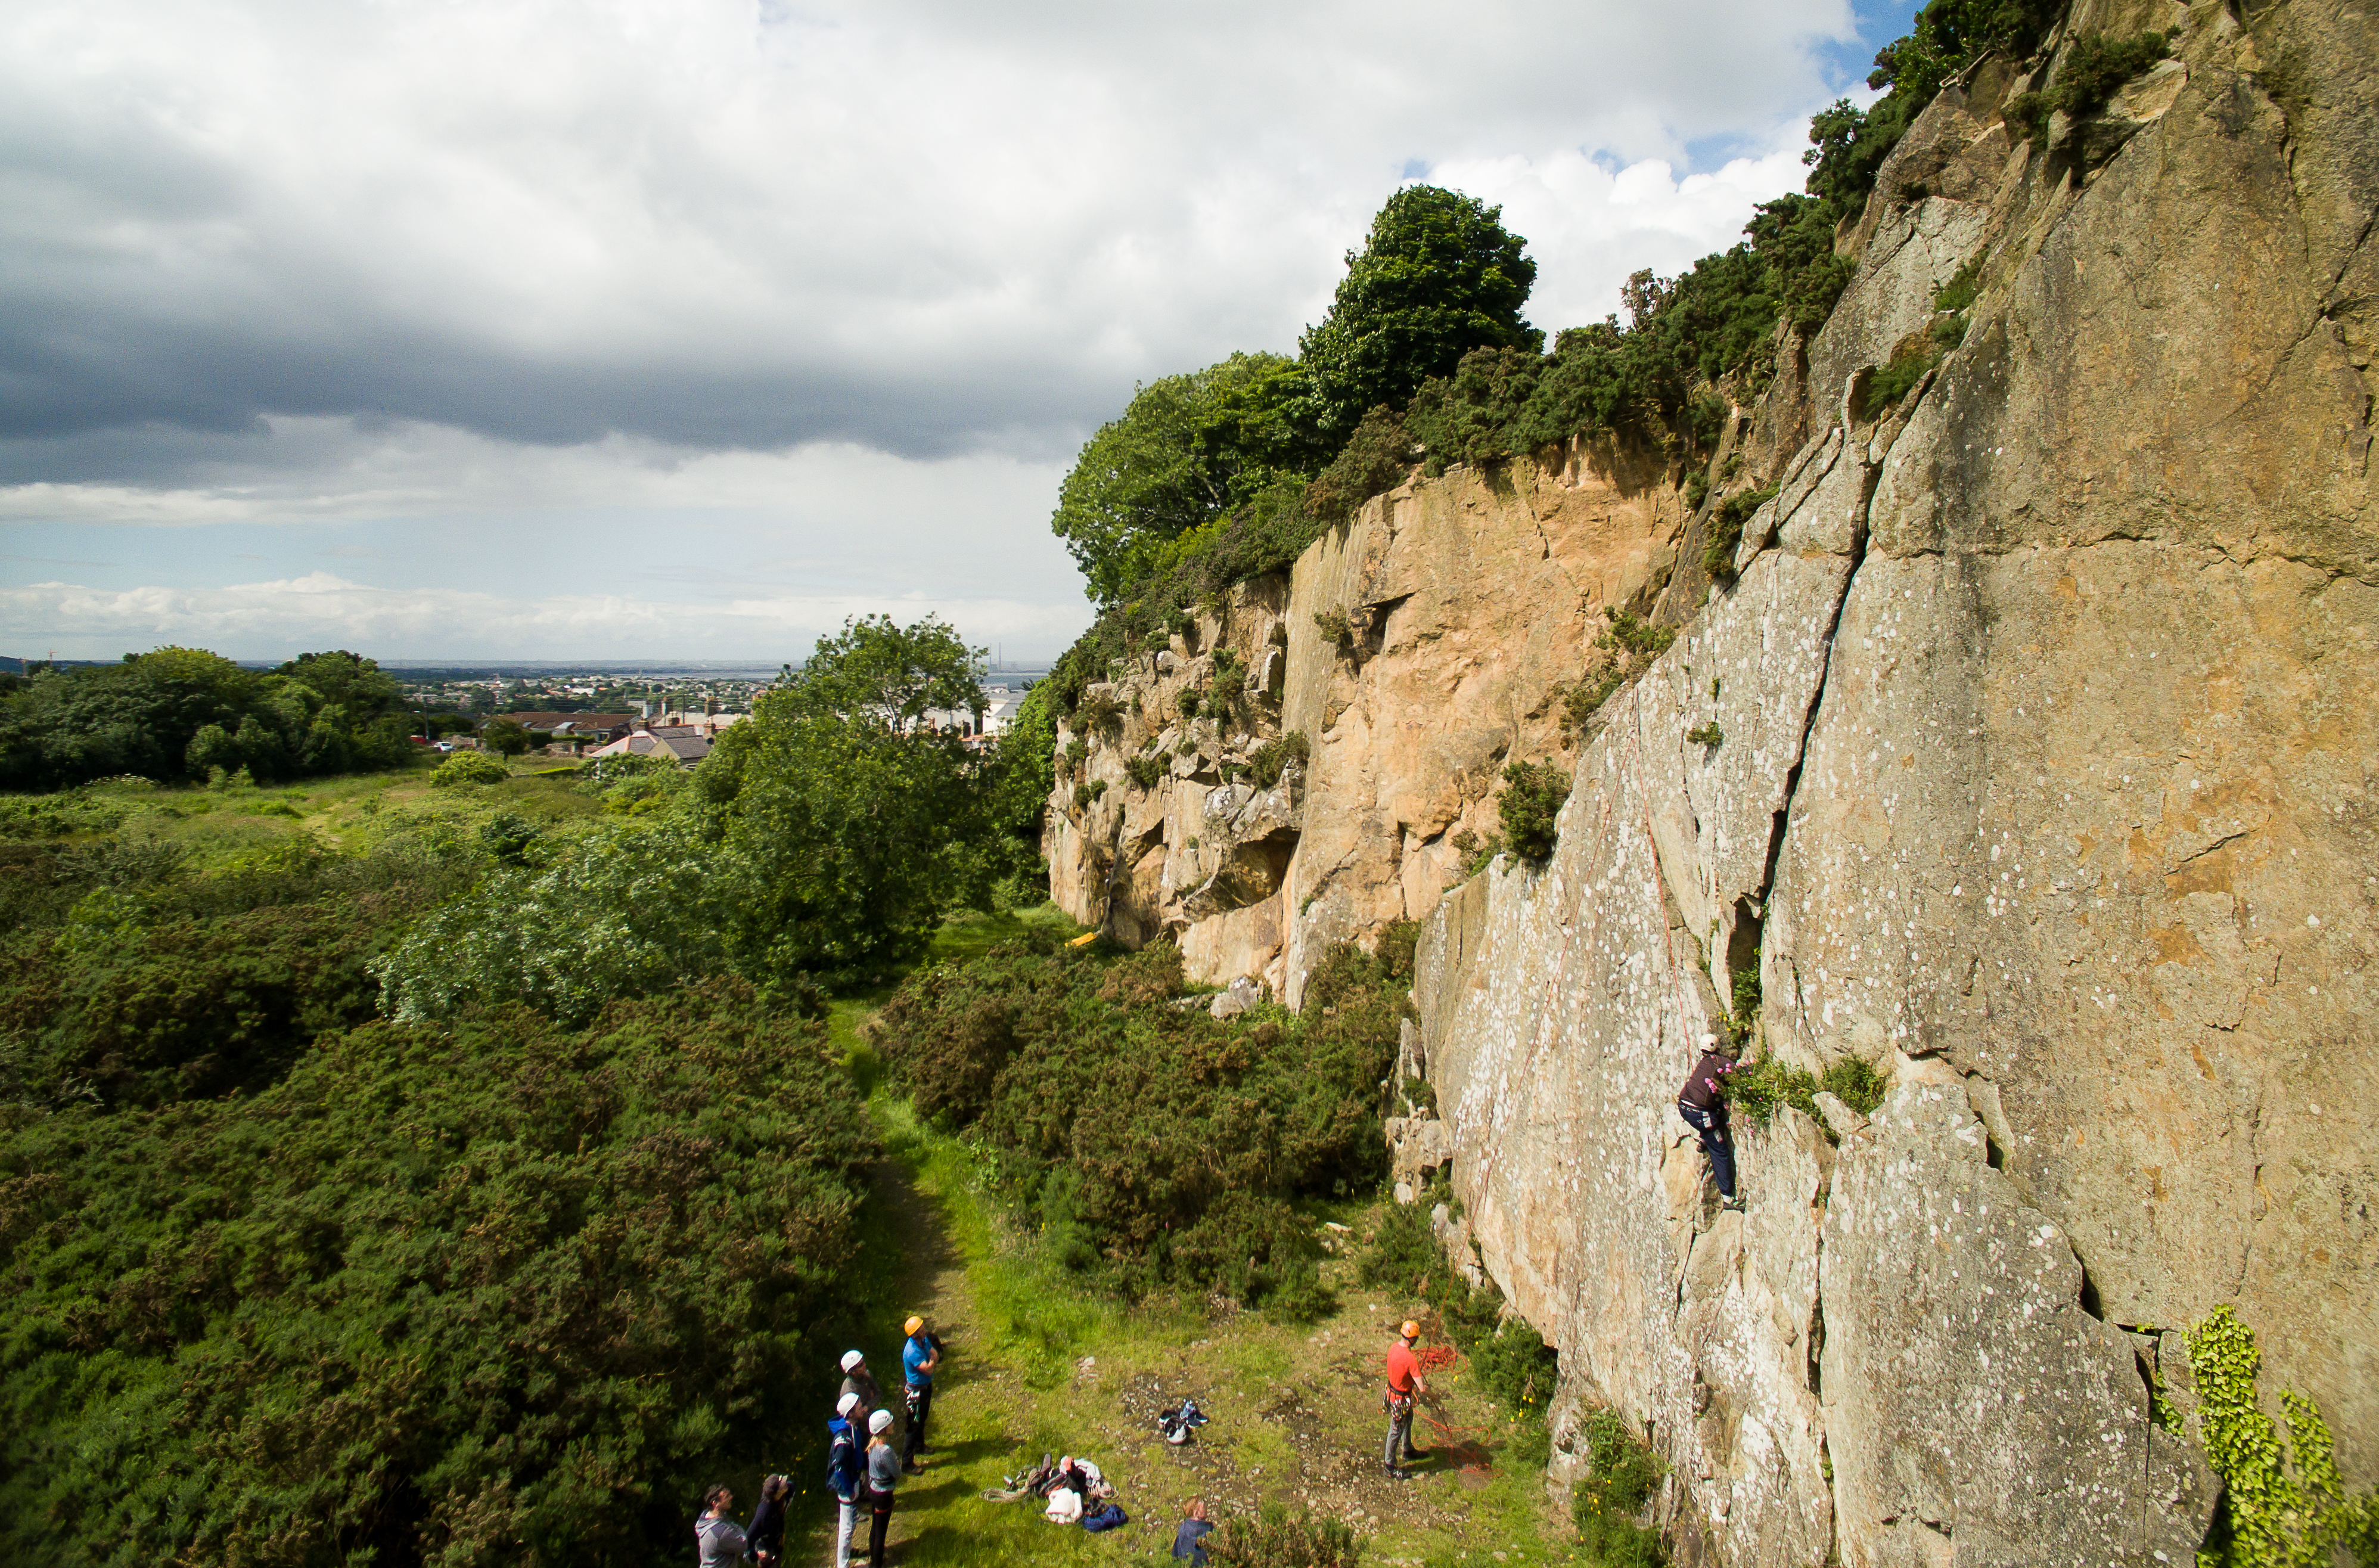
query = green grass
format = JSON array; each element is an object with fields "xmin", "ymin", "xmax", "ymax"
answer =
[{"xmin": 781, "ymin": 1069, "xmax": 1598, "ymax": 1566}]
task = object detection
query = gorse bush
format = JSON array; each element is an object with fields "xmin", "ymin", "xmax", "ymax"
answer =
[
  {"xmin": 1248, "ymin": 731, "xmax": 1310, "ymax": 788},
  {"xmin": 1723, "ymin": 1052, "xmax": 1889, "ymax": 1127},
  {"xmin": 1497, "ymin": 760, "xmax": 1571, "ymax": 864},
  {"xmin": 429, "ymin": 750, "xmax": 510, "ymax": 787},
  {"xmin": 0, "ymin": 980, "xmax": 874, "ymax": 1568},
  {"xmin": 871, "ymin": 937, "xmax": 1408, "ymax": 1313},
  {"xmin": 1208, "ymin": 1505, "xmax": 1365, "ymax": 1568},
  {"xmin": 1, "ymin": 834, "xmax": 471, "ymax": 1111}
]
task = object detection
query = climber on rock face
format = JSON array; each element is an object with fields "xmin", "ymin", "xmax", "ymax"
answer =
[{"xmin": 1678, "ymin": 1034, "xmax": 1743, "ymax": 1211}]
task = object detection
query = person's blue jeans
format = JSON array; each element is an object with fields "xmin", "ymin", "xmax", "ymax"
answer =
[{"xmin": 1678, "ymin": 1100, "xmax": 1736, "ymax": 1197}]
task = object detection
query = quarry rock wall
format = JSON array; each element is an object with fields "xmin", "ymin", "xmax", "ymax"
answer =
[{"xmin": 1048, "ymin": 1, "xmax": 2375, "ymax": 1560}]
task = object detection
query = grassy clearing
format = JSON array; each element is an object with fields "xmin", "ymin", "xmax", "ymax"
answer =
[
  {"xmin": 781, "ymin": 1076, "xmax": 1590, "ymax": 1567},
  {"xmin": 26, "ymin": 755, "xmax": 602, "ymax": 867}
]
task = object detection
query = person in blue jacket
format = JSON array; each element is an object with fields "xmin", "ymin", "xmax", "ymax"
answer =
[
  {"xmin": 825, "ymin": 1392, "xmax": 864, "ymax": 1568},
  {"xmin": 899, "ymin": 1313, "xmax": 940, "ymax": 1472}
]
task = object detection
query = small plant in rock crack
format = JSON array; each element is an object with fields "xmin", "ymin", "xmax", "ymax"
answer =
[
  {"xmin": 1686, "ymin": 721, "xmax": 1723, "ymax": 747},
  {"xmin": 1210, "ymin": 647, "xmax": 1246, "ymax": 688},
  {"xmin": 1451, "ymin": 827, "xmax": 1505, "ymax": 880},
  {"xmin": 1312, "ymin": 608, "xmax": 1353, "ymax": 647},
  {"xmin": 1247, "ymin": 731, "xmax": 1310, "ymax": 788},
  {"xmin": 1125, "ymin": 754, "xmax": 1164, "ymax": 790},
  {"xmin": 1700, "ymin": 485, "xmax": 1777, "ymax": 581},
  {"xmin": 2188, "ymin": 1304, "xmax": 2379, "ymax": 1568}
]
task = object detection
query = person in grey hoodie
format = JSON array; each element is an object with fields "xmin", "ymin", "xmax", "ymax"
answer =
[
  {"xmin": 695, "ymin": 1483, "xmax": 747, "ymax": 1566},
  {"xmin": 864, "ymin": 1408, "xmax": 900, "ymax": 1566}
]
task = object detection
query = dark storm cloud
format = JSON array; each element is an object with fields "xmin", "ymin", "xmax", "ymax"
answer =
[{"xmin": 1, "ymin": 0, "xmax": 1865, "ymax": 484}]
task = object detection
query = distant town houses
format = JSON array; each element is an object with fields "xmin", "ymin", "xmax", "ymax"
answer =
[
  {"xmin": 492, "ymin": 712, "xmax": 638, "ymax": 746},
  {"xmin": 580, "ymin": 713, "xmax": 747, "ymax": 767}
]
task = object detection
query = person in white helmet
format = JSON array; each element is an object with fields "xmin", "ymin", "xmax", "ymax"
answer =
[
  {"xmin": 863, "ymin": 1408, "xmax": 900, "ymax": 1566},
  {"xmin": 839, "ymin": 1347, "xmax": 884, "ymax": 1429}
]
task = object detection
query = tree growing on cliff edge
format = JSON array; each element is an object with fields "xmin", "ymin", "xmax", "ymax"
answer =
[
  {"xmin": 1051, "ymin": 351, "xmax": 1321, "ymax": 606},
  {"xmin": 1297, "ymin": 185, "xmax": 1542, "ymax": 452}
]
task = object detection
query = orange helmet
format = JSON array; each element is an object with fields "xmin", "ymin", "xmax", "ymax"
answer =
[{"xmin": 1400, "ymin": 1320, "xmax": 1421, "ymax": 1340}]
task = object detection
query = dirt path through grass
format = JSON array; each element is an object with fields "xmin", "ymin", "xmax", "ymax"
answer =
[{"xmin": 796, "ymin": 1094, "xmax": 1584, "ymax": 1568}]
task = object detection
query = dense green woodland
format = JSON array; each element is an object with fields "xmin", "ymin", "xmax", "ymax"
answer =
[
  {"xmin": 0, "ymin": 648, "xmax": 418, "ymax": 791},
  {"xmin": 0, "ymin": 3, "xmax": 2232, "ymax": 1563}
]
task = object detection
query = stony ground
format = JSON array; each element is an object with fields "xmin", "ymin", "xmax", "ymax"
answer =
[{"xmin": 790, "ymin": 1094, "xmax": 1582, "ymax": 1568}]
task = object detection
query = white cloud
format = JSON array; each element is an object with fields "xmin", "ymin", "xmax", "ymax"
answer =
[{"xmin": 0, "ymin": 0, "xmax": 1875, "ymax": 658}]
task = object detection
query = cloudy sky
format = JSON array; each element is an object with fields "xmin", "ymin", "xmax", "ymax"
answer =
[{"xmin": 2, "ymin": 0, "xmax": 1900, "ymax": 664}]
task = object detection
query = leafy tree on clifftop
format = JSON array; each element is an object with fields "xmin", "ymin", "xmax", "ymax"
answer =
[
  {"xmin": 1052, "ymin": 352, "xmax": 1321, "ymax": 607},
  {"xmin": 1297, "ymin": 185, "xmax": 1542, "ymax": 451}
]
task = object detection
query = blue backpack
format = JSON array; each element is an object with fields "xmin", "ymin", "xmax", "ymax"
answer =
[{"xmin": 1082, "ymin": 1502, "xmax": 1129, "ymax": 1533}]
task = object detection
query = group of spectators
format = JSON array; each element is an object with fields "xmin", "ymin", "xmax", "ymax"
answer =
[{"xmin": 695, "ymin": 1315, "xmax": 940, "ymax": 1568}]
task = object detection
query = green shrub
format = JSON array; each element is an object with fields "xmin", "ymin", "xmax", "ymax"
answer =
[
  {"xmin": 1177, "ymin": 687, "xmax": 1204, "ymax": 719},
  {"xmin": 1451, "ymin": 827, "xmax": 1505, "ymax": 879},
  {"xmin": 1822, "ymin": 1055, "xmax": 1887, "ymax": 1116},
  {"xmin": 1722, "ymin": 1054, "xmax": 1814, "ymax": 1125},
  {"xmin": 2005, "ymin": 89, "xmax": 2052, "ymax": 144},
  {"xmin": 1077, "ymin": 690, "xmax": 1125, "ymax": 737},
  {"xmin": 1564, "ymin": 670, "xmax": 1626, "ymax": 732},
  {"xmin": 1724, "ymin": 1052, "xmax": 1890, "ymax": 1127},
  {"xmin": 1207, "ymin": 1505, "xmax": 1364, "ymax": 1568},
  {"xmin": 1376, "ymin": 918, "xmax": 1419, "ymax": 983},
  {"xmin": 1931, "ymin": 259, "xmax": 1980, "ymax": 314},
  {"xmin": 1248, "ymin": 731, "xmax": 1310, "ymax": 788},
  {"xmin": 2054, "ymin": 30, "xmax": 2175, "ymax": 119},
  {"xmin": 869, "ymin": 939, "xmax": 1403, "ymax": 1311},
  {"xmin": 1062, "ymin": 737, "xmax": 1089, "ymax": 772},
  {"xmin": 1072, "ymin": 780, "xmax": 1107, "ymax": 810},
  {"xmin": 0, "ymin": 980, "xmax": 874, "ymax": 1568},
  {"xmin": 430, "ymin": 751, "xmax": 509, "ymax": 787},
  {"xmin": 1305, "ymin": 405, "xmax": 1418, "ymax": 524},
  {"xmin": 1857, "ymin": 334, "xmax": 1944, "ymax": 421},
  {"xmin": 1498, "ymin": 761, "xmax": 1570, "ymax": 864},
  {"xmin": 1685, "ymin": 721, "xmax": 1724, "ymax": 747},
  {"xmin": 1313, "ymin": 608, "xmax": 1353, "ymax": 645},
  {"xmin": 1406, "ymin": 345, "xmax": 1543, "ymax": 474},
  {"xmin": 1700, "ymin": 485, "xmax": 1777, "ymax": 580},
  {"xmin": 1125, "ymin": 754, "xmax": 1166, "ymax": 790},
  {"xmin": 1606, "ymin": 610, "xmax": 1674, "ymax": 659},
  {"xmin": 1211, "ymin": 647, "xmax": 1246, "ymax": 689},
  {"xmin": 1572, "ymin": 1407, "xmax": 1666, "ymax": 1566}
]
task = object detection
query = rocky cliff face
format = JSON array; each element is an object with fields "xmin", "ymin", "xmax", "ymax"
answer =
[
  {"xmin": 1045, "ymin": 439, "xmax": 1695, "ymax": 1004},
  {"xmin": 1048, "ymin": 0, "xmax": 2375, "ymax": 1559}
]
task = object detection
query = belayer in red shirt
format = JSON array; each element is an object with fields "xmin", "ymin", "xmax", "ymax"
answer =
[{"xmin": 1383, "ymin": 1319, "xmax": 1430, "ymax": 1479}]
